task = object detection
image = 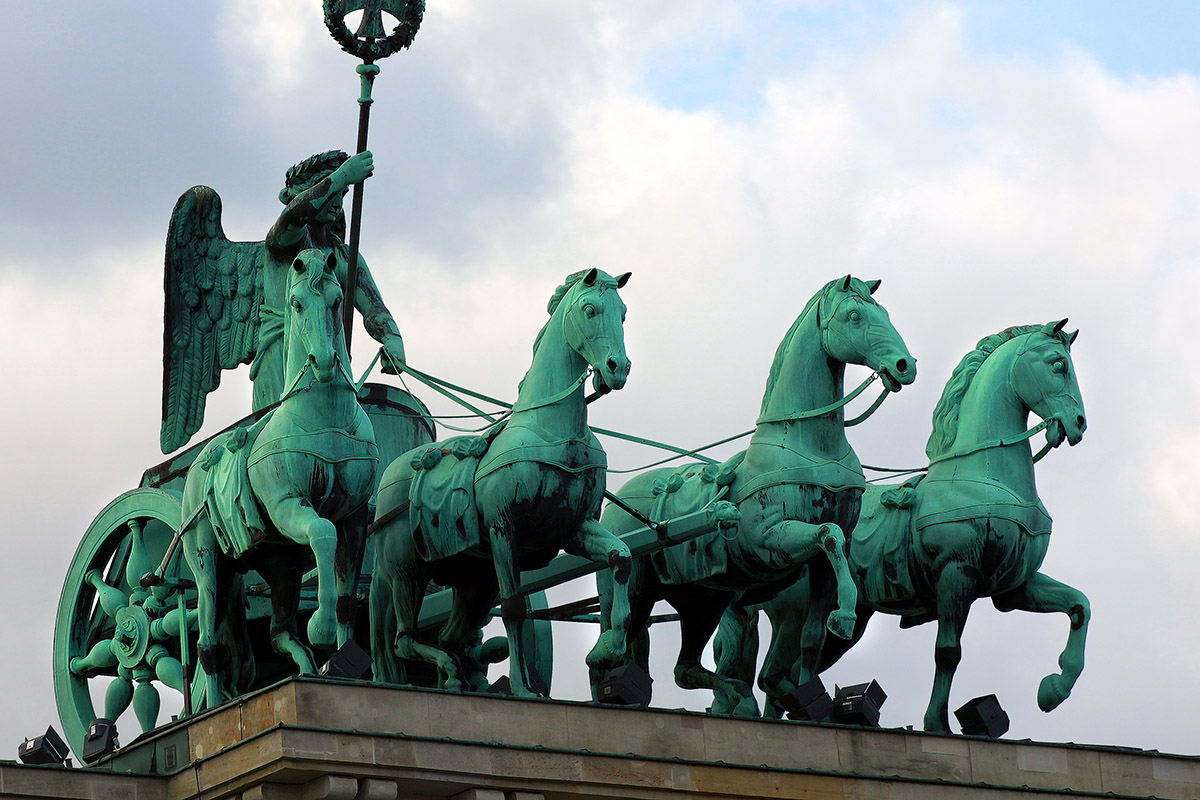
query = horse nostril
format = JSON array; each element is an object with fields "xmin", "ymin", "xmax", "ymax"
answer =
[
  {"xmin": 1077, "ymin": 414, "xmax": 1087, "ymax": 432},
  {"xmin": 896, "ymin": 359, "xmax": 909, "ymax": 374},
  {"xmin": 607, "ymin": 358, "xmax": 618, "ymax": 374}
]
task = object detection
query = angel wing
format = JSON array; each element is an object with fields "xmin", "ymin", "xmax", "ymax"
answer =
[{"xmin": 161, "ymin": 186, "xmax": 267, "ymax": 454}]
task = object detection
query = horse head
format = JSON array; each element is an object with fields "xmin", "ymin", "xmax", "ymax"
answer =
[
  {"xmin": 1012, "ymin": 319, "xmax": 1086, "ymax": 447},
  {"xmin": 817, "ymin": 275, "xmax": 916, "ymax": 392},
  {"xmin": 560, "ymin": 268, "xmax": 632, "ymax": 392},
  {"xmin": 287, "ymin": 249, "xmax": 344, "ymax": 385}
]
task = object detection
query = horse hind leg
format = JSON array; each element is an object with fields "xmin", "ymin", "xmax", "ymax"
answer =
[
  {"xmin": 664, "ymin": 586, "xmax": 758, "ymax": 717},
  {"xmin": 256, "ymin": 548, "xmax": 316, "ymax": 675},
  {"xmin": 711, "ymin": 603, "xmax": 760, "ymax": 716},
  {"xmin": 993, "ymin": 571, "xmax": 1091, "ymax": 712},
  {"xmin": 334, "ymin": 503, "xmax": 370, "ymax": 648},
  {"xmin": 389, "ymin": 543, "xmax": 462, "ymax": 691},
  {"xmin": 439, "ymin": 572, "xmax": 499, "ymax": 693},
  {"xmin": 180, "ymin": 517, "xmax": 230, "ymax": 705}
]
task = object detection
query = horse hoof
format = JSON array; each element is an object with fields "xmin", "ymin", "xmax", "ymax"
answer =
[
  {"xmin": 826, "ymin": 609, "xmax": 856, "ymax": 640},
  {"xmin": 306, "ymin": 612, "xmax": 337, "ymax": 650},
  {"xmin": 1038, "ymin": 674, "xmax": 1070, "ymax": 712},
  {"xmin": 732, "ymin": 696, "xmax": 760, "ymax": 718},
  {"xmin": 585, "ymin": 631, "xmax": 625, "ymax": 670}
]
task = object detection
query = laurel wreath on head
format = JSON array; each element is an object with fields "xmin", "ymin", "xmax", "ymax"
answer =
[{"xmin": 324, "ymin": 0, "xmax": 425, "ymax": 62}]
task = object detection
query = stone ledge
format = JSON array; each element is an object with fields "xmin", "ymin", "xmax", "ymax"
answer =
[{"xmin": 7, "ymin": 679, "xmax": 1198, "ymax": 800}]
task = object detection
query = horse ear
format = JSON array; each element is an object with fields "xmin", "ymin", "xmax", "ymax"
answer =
[
  {"xmin": 1044, "ymin": 318, "xmax": 1068, "ymax": 336},
  {"xmin": 293, "ymin": 258, "xmax": 305, "ymax": 272},
  {"xmin": 866, "ymin": 279, "xmax": 881, "ymax": 295},
  {"xmin": 583, "ymin": 268, "xmax": 599, "ymax": 286},
  {"xmin": 325, "ymin": 251, "xmax": 337, "ymax": 273},
  {"xmin": 840, "ymin": 274, "xmax": 852, "ymax": 291},
  {"xmin": 616, "ymin": 271, "xmax": 632, "ymax": 288},
  {"xmin": 1067, "ymin": 329, "xmax": 1079, "ymax": 346}
]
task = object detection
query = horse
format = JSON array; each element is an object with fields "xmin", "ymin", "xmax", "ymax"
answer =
[
  {"xmin": 180, "ymin": 248, "xmax": 378, "ymax": 703},
  {"xmin": 595, "ymin": 275, "xmax": 915, "ymax": 715},
  {"xmin": 720, "ymin": 320, "xmax": 1088, "ymax": 731},
  {"xmin": 371, "ymin": 268, "xmax": 633, "ymax": 697}
]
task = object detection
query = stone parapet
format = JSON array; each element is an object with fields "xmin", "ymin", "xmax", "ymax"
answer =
[{"xmin": 4, "ymin": 678, "xmax": 1198, "ymax": 799}]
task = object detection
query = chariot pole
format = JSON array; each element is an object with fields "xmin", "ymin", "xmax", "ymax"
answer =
[{"xmin": 323, "ymin": 0, "xmax": 425, "ymax": 351}]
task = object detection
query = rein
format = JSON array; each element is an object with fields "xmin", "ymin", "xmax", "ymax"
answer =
[
  {"xmin": 927, "ymin": 419, "xmax": 1052, "ymax": 465},
  {"xmin": 278, "ymin": 354, "xmax": 358, "ymax": 405},
  {"xmin": 755, "ymin": 371, "xmax": 889, "ymax": 426}
]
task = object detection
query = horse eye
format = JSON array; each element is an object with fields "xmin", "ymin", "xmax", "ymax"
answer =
[
  {"xmin": 849, "ymin": 309, "xmax": 862, "ymax": 322},
  {"xmin": 1052, "ymin": 360, "xmax": 1066, "ymax": 374},
  {"xmin": 291, "ymin": 298, "xmax": 302, "ymax": 310},
  {"xmin": 583, "ymin": 304, "xmax": 597, "ymax": 318}
]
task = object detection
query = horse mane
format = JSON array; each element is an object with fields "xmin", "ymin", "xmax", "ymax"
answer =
[
  {"xmin": 519, "ymin": 270, "xmax": 598, "ymax": 394},
  {"xmin": 759, "ymin": 277, "xmax": 871, "ymax": 415},
  {"xmin": 925, "ymin": 324, "xmax": 1069, "ymax": 458}
]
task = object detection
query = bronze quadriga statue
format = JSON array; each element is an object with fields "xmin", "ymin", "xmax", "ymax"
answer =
[
  {"xmin": 595, "ymin": 276, "xmax": 915, "ymax": 715},
  {"xmin": 718, "ymin": 321, "xmax": 1088, "ymax": 731}
]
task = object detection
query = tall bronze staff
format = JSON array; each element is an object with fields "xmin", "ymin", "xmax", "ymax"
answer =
[{"xmin": 324, "ymin": 0, "xmax": 425, "ymax": 351}]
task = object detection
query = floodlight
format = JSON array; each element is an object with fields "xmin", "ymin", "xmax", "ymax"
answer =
[
  {"xmin": 17, "ymin": 726, "xmax": 68, "ymax": 766},
  {"xmin": 319, "ymin": 640, "xmax": 372, "ymax": 680},
  {"xmin": 830, "ymin": 680, "xmax": 887, "ymax": 727},
  {"xmin": 81, "ymin": 718, "xmax": 119, "ymax": 764},
  {"xmin": 596, "ymin": 664, "xmax": 653, "ymax": 706},
  {"xmin": 780, "ymin": 676, "xmax": 834, "ymax": 722},
  {"xmin": 955, "ymin": 694, "xmax": 1009, "ymax": 738}
]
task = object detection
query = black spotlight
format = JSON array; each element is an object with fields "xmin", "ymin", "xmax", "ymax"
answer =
[
  {"xmin": 17, "ymin": 726, "xmax": 68, "ymax": 766},
  {"xmin": 596, "ymin": 664, "xmax": 653, "ymax": 706},
  {"xmin": 319, "ymin": 640, "xmax": 372, "ymax": 680},
  {"xmin": 487, "ymin": 675, "xmax": 513, "ymax": 696},
  {"xmin": 779, "ymin": 676, "xmax": 835, "ymax": 722},
  {"xmin": 81, "ymin": 718, "xmax": 119, "ymax": 764},
  {"xmin": 955, "ymin": 694, "xmax": 1010, "ymax": 738},
  {"xmin": 830, "ymin": 680, "xmax": 887, "ymax": 727}
]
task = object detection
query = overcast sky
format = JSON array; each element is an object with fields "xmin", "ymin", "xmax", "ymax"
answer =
[{"xmin": 3, "ymin": 1, "xmax": 1200, "ymax": 760}]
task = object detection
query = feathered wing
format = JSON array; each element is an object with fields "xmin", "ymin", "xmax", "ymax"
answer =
[{"xmin": 161, "ymin": 186, "xmax": 266, "ymax": 453}]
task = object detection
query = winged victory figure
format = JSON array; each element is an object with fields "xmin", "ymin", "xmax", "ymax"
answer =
[{"xmin": 161, "ymin": 150, "xmax": 406, "ymax": 453}]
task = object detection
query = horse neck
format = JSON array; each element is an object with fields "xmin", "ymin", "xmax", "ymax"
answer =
[
  {"xmin": 281, "ymin": 320, "xmax": 357, "ymax": 430},
  {"xmin": 510, "ymin": 310, "xmax": 589, "ymax": 438},
  {"xmin": 935, "ymin": 345, "xmax": 1038, "ymax": 493},
  {"xmin": 752, "ymin": 309, "xmax": 849, "ymax": 456}
]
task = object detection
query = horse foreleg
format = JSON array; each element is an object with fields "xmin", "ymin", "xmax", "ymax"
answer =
[
  {"xmin": 593, "ymin": 557, "xmax": 656, "ymax": 699},
  {"xmin": 568, "ymin": 518, "xmax": 632, "ymax": 672},
  {"xmin": 761, "ymin": 520, "xmax": 857, "ymax": 639},
  {"xmin": 993, "ymin": 571, "xmax": 1090, "ymax": 712},
  {"xmin": 925, "ymin": 565, "xmax": 977, "ymax": 733},
  {"xmin": 269, "ymin": 498, "xmax": 338, "ymax": 649}
]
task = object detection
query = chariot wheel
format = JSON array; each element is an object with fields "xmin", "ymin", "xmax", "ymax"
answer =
[{"xmin": 53, "ymin": 488, "xmax": 208, "ymax": 762}]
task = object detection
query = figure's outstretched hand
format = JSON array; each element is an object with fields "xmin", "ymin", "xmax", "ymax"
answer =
[
  {"xmin": 338, "ymin": 150, "xmax": 375, "ymax": 187},
  {"xmin": 381, "ymin": 333, "xmax": 406, "ymax": 375}
]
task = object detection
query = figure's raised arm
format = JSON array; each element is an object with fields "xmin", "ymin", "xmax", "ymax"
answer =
[{"xmin": 267, "ymin": 151, "xmax": 374, "ymax": 254}]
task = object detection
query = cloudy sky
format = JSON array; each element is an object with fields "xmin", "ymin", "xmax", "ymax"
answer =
[{"xmin": 3, "ymin": 0, "xmax": 1199, "ymax": 759}]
